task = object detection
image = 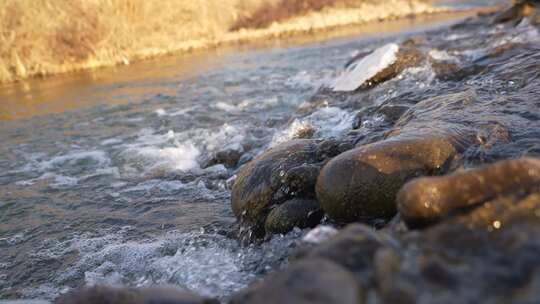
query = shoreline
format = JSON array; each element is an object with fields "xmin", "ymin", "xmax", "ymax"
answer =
[{"xmin": 0, "ymin": 1, "xmax": 469, "ymax": 85}]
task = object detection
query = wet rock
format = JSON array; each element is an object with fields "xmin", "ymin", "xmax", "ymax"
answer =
[
  {"xmin": 301, "ymin": 225, "xmax": 339, "ymax": 244},
  {"xmin": 377, "ymin": 104, "xmax": 410, "ymax": 123},
  {"xmin": 378, "ymin": 186, "xmax": 540, "ymax": 304},
  {"xmin": 351, "ymin": 106, "xmax": 375, "ymax": 129},
  {"xmin": 397, "ymin": 157, "xmax": 540, "ymax": 228},
  {"xmin": 401, "ymin": 36, "xmax": 427, "ymax": 48},
  {"xmin": 316, "ymin": 135, "xmax": 457, "ymax": 222},
  {"xmin": 332, "ymin": 43, "xmax": 425, "ymax": 92},
  {"xmin": 290, "ymin": 186, "xmax": 540, "ymax": 304},
  {"xmin": 493, "ymin": 0, "xmax": 538, "ymax": 24},
  {"xmin": 201, "ymin": 147, "xmax": 243, "ymax": 169},
  {"xmin": 296, "ymin": 224, "xmax": 393, "ymax": 286},
  {"xmin": 386, "ymin": 89, "xmax": 480, "ymax": 150},
  {"xmin": 264, "ymin": 198, "xmax": 323, "ymax": 234},
  {"xmin": 428, "ymin": 56, "xmax": 462, "ymax": 81},
  {"xmin": 55, "ymin": 285, "xmax": 218, "ymax": 304},
  {"xmin": 367, "ymin": 46, "xmax": 424, "ymax": 86},
  {"xmin": 352, "ymin": 104, "xmax": 409, "ymax": 129},
  {"xmin": 228, "ymin": 258, "xmax": 363, "ymax": 304},
  {"xmin": 533, "ymin": 9, "xmax": 540, "ymax": 25},
  {"xmin": 232, "ymin": 139, "xmax": 349, "ymax": 237}
]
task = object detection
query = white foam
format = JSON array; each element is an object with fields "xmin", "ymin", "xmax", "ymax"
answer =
[
  {"xmin": 155, "ymin": 108, "xmax": 167, "ymax": 116},
  {"xmin": 28, "ymin": 227, "xmax": 303, "ymax": 299},
  {"xmin": 215, "ymin": 102, "xmax": 237, "ymax": 112},
  {"xmin": 270, "ymin": 119, "xmax": 314, "ymax": 147},
  {"xmin": 285, "ymin": 70, "xmax": 334, "ymax": 90},
  {"xmin": 121, "ymin": 179, "xmax": 186, "ymax": 194},
  {"xmin": 41, "ymin": 173, "xmax": 79, "ymax": 188},
  {"xmin": 120, "ymin": 124, "xmax": 245, "ymax": 176},
  {"xmin": 168, "ymin": 107, "xmax": 194, "ymax": 117},
  {"xmin": 428, "ymin": 49, "xmax": 459, "ymax": 63},
  {"xmin": 40, "ymin": 151, "xmax": 111, "ymax": 171},
  {"xmin": 135, "ymin": 142, "xmax": 201, "ymax": 172},
  {"xmin": 100, "ymin": 138, "xmax": 123, "ymax": 146},
  {"xmin": 332, "ymin": 43, "xmax": 399, "ymax": 92},
  {"xmin": 270, "ymin": 106, "xmax": 356, "ymax": 146},
  {"xmin": 15, "ymin": 173, "xmax": 79, "ymax": 189}
]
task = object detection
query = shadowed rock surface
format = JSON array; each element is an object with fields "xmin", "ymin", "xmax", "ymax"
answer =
[
  {"xmin": 264, "ymin": 198, "xmax": 323, "ymax": 234},
  {"xmin": 55, "ymin": 285, "xmax": 218, "ymax": 304},
  {"xmin": 228, "ymin": 258, "xmax": 363, "ymax": 304}
]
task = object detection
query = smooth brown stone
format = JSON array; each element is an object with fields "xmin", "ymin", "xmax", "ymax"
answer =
[
  {"xmin": 397, "ymin": 157, "xmax": 540, "ymax": 227},
  {"xmin": 265, "ymin": 198, "xmax": 323, "ymax": 234},
  {"xmin": 316, "ymin": 135, "xmax": 457, "ymax": 222}
]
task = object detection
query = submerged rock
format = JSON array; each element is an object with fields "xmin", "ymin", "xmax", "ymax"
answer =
[
  {"xmin": 377, "ymin": 104, "xmax": 410, "ymax": 123},
  {"xmin": 331, "ymin": 43, "xmax": 424, "ymax": 92},
  {"xmin": 428, "ymin": 53, "xmax": 463, "ymax": 81},
  {"xmin": 398, "ymin": 157, "xmax": 540, "ymax": 227},
  {"xmin": 55, "ymin": 285, "xmax": 218, "ymax": 304},
  {"xmin": 231, "ymin": 139, "xmax": 349, "ymax": 237},
  {"xmin": 316, "ymin": 135, "xmax": 457, "ymax": 222},
  {"xmin": 228, "ymin": 258, "xmax": 362, "ymax": 304}
]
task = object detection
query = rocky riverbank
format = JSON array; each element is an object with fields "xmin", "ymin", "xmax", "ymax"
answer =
[{"xmin": 9, "ymin": 1, "xmax": 540, "ymax": 303}]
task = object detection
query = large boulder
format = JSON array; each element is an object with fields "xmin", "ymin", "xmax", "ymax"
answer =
[
  {"xmin": 232, "ymin": 139, "xmax": 351, "ymax": 238},
  {"xmin": 228, "ymin": 258, "xmax": 363, "ymax": 304},
  {"xmin": 316, "ymin": 135, "xmax": 457, "ymax": 223},
  {"xmin": 397, "ymin": 157, "xmax": 540, "ymax": 227},
  {"xmin": 55, "ymin": 285, "xmax": 218, "ymax": 304}
]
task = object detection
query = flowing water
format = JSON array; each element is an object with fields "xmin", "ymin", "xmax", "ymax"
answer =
[{"xmin": 3, "ymin": 2, "xmax": 540, "ymax": 301}]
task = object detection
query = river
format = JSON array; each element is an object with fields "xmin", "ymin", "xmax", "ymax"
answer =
[{"xmin": 4, "ymin": 1, "xmax": 539, "ymax": 301}]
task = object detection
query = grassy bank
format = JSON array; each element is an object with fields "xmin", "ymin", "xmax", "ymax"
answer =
[{"xmin": 0, "ymin": 0, "xmax": 440, "ymax": 83}]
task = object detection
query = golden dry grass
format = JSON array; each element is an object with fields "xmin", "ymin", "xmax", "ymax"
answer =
[{"xmin": 0, "ymin": 0, "xmax": 438, "ymax": 83}]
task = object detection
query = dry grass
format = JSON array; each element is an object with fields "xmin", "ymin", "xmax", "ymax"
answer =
[
  {"xmin": 231, "ymin": 0, "xmax": 379, "ymax": 30},
  {"xmin": 0, "ymin": 0, "xmax": 438, "ymax": 83}
]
